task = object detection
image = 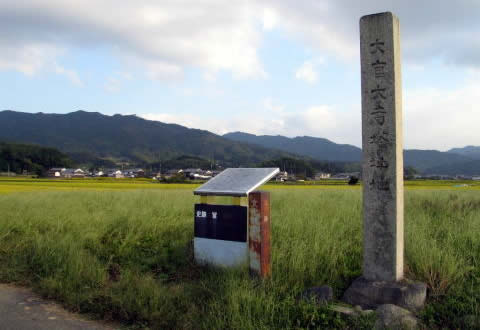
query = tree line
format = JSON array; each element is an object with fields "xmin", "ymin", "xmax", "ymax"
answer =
[{"xmin": 0, "ymin": 142, "xmax": 73, "ymax": 176}]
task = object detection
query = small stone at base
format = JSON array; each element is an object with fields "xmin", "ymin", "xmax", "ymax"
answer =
[
  {"xmin": 300, "ymin": 285, "xmax": 333, "ymax": 304},
  {"xmin": 374, "ymin": 304, "xmax": 418, "ymax": 330}
]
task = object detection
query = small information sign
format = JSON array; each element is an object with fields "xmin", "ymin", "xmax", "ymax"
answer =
[
  {"xmin": 193, "ymin": 168, "xmax": 278, "ymax": 269},
  {"xmin": 194, "ymin": 204, "xmax": 247, "ymax": 242}
]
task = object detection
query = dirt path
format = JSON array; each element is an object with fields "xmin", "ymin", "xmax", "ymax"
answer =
[{"xmin": 0, "ymin": 284, "xmax": 119, "ymax": 330}]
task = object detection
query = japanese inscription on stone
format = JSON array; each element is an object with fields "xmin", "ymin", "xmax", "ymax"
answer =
[{"xmin": 360, "ymin": 12, "xmax": 404, "ymax": 282}]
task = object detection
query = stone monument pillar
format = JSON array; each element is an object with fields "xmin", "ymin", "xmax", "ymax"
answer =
[
  {"xmin": 343, "ymin": 12, "xmax": 426, "ymax": 311},
  {"xmin": 361, "ymin": 11, "xmax": 403, "ymax": 282}
]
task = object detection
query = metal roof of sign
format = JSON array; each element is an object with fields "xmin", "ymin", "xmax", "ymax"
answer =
[{"xmin": 194, "ymin": 168, "xmax": 280, "ymax": 197}]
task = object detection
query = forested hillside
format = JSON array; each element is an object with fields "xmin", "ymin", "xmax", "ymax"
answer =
[
  {"xmin": 0, "ymin": 110, "xmax": 291, "ymax": 167},
  {"xmin": 0, "ymin": 142, "xmax": 73, "ymax": 175}
]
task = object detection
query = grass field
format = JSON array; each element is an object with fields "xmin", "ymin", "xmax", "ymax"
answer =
[
  {"xmin": 0, "ymin": 177, "xmax": 199, "ymax": 194},
  {"xmin": 0, "ymin": 177, "xmax": 479, "ymax": 194},
  {"xmin": 0, "ymin": 179, "xmax": 479, "ymax": 329}
]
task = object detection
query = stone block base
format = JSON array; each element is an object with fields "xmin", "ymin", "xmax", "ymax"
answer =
[{"xmin": 343, "ymin": 277, "xmax": 427, "ymax": 312}]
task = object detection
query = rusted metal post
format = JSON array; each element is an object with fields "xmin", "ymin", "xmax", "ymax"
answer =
[{"xmin": 248, "ymin": 191, "xmax": 271, "ymax": 278}]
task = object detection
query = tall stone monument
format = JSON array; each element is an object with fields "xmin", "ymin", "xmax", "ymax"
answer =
[
  {"xmin": 361, "ymin": 11, "xmax": 404, "ymax": 282},
  {"xmin": 343, "ymin": 12, "xmax": 426, "ymax": 311}
]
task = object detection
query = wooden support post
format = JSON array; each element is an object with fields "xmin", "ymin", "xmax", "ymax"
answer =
[{"xmin": 248, "ymin": 191, "xmax": 271, "ymax": 278}]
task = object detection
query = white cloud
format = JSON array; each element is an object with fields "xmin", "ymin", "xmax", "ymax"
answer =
[
  {"xmin": 262, "ymin": 97, "xmax": 285, "ymax": 113},
  {"xmin": 0, "ymin": 1, "xmax": 267, "ymax": 80},
  {"xmin": 0, "ymin": 42, "xmax": 63, "ymax": 75},
  {"xmin": 141, "ymin": 101, "xmax": 361, "ymax": 146},
  {"xmin": 263, "ymin": 0, "xmax": 480, "ymax": 67},
  {"xmin": 53, "ymin": 63, "xmax": 83, "ymax": 86},
  {"xmin": 295, "ymin": 60, "xmax": 317, "ymax": 83},
  {"xmin": 299, "ymin": 106, "xmax": 337, "ymax": 131},
  {"xmin": 142, "ymin": 78, "xmax": 480, "ymax": 151},
  {"xmin": 104, "ymin": 77, "xmax": 121, "ymax": 93},
  {"xmin": 0, "ymin": 41, "xmax": 83, "ymax": 86},
  {"xmin": 263, "ymin": 7, "xmax": 277, "ymax": 30},
  {"xmin": 404, "ymin": 81, "xmax": 480, "ymax": 151},
  {"xmin": 104, "ymin": 72, "xmax": 132, "ymax": 92},
  {"xmin": 1, "ymin": 0, "xmax": 479, "ymax": 83},
  {"xmin": 203, "ymin": 71, "xmax": 217, "ymax": 82}
]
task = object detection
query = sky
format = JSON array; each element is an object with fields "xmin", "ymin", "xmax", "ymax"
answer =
[{"xmin": 0, "ymin": 0, "xmax": 479, "ymax": 151}]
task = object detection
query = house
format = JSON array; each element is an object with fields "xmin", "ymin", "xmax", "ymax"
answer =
[
  {"xmin": 114, "ymin": 170, "xmax": 124, "ymax": 179},
  {"xmin": 183, "ymin": 168, "xmax": 203, "ymax": 178},
  {"xmin": 123, "ymin": 168, "xmax": 145, "ymax": 178},
  {"xmin": 274, "ymin": 171, "xmax": 288, "ymax": 182},
  {"xmin": 62, "ymin": 169, "xmax": 75, "ymax": 178},
  {"xmin": 73, "ymin": 169, "xmax": 85, "ymax": 178},
  {"xmin": 164, "ymin": 169, "xmax": 182, "ymax": 179},
  {"xmin": 315, "ymin": 172, "xmax": 331, "ymax": 180},
  {"xmin": 47, "ymin": 168, "xmax": 66, "ymax": 178},
  {"xmin": 134, "ymin": 169, "xmax": 145, "ymax": 177},
  {"xmin": 48, "ymin": 167, "xmax": 87, "ymax": 178},
  {"xmin": 191, "ymin": 173, "xmax": 212, "ymax": 180}
]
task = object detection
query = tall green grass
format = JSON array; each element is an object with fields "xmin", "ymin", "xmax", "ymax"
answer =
[{"xmin": 0, "ymin": 188, "xmax": 478, "ymax": 328}]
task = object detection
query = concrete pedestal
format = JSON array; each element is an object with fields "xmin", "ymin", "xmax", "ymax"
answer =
[{"xmin": 343, "ymin": 277, "xmax": 427, "ymax": 312}]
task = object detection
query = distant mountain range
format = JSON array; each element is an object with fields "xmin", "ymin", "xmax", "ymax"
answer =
[
  {"xmin": 223, "ymin": 132, "xmax": 361, "ymax": 162},
  {"xmin": 0, "ymin": 110, "xmax": 292, "ymax": 167},
  {"xmin": 0, "ymin": 110, "xmax": 478, "ymax": 175},
  {"xmin": 448, "ymin": 146, "xmax": 480, "ymax": 160},
  {"xmin": 224, "ymin": 132, "xmax": 480, "ymax": 175}
]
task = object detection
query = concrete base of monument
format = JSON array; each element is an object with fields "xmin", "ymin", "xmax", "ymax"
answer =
[{"xmin": 342, "ymin": 277, "xmax": 427, "ymax": 312}]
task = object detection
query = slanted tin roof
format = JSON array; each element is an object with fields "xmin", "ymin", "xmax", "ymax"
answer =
[{"xmin": 194, "ymin": 168, "xmax": 279, "ymax": 197}]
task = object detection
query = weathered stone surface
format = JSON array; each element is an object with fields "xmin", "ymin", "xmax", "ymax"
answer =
[
  {"xmin": 343, "ymin": 277, "xmax": 426, "ymax": 312},
  {"xmin": 362, "ymin": 309, "xmax": 375, "ymax": 315},
  {"xmin": 360, "ymin": 11, "xmax": 404, "ymax": 282},
  {"xmin": 374, "ymin": 304, "xmax": 418, "ymax": 330},
  {"xmin": 300, "ymin": 285, "xmax": 333, "ymax": 304},
  {"xmin": 330, "ymin": 304, "xmax": 375, "ymax": 318},
  {"xmin": 344, "ymin": 10, "xmax": 427, "ymax": 312}
]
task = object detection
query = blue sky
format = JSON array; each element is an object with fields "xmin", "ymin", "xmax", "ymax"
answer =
[{"xmin": 1, "ymin": 1, "xmax": 479, "ymax": 151}]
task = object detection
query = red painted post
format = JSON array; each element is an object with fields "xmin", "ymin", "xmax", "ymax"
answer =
[{"xmin": 248, "ymin": 191, "xmax": 271, "ymax": 278}]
